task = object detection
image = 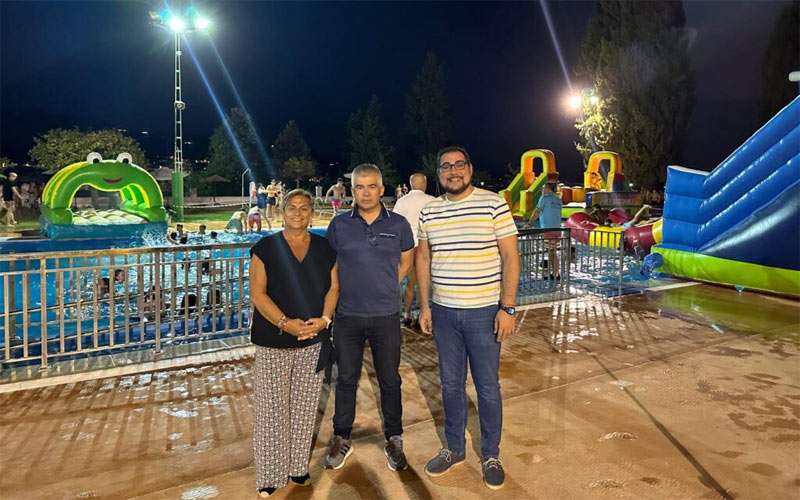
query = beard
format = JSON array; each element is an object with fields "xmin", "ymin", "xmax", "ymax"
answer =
[{"xmin": 443, "ymin": 177, "xmax": 470, "ymax": 195}]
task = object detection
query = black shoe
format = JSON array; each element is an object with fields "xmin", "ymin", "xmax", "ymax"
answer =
[
  {"xmin": 258, "ymin": 486, "xmax": 278, "ymax": 497},
  {"xmin": 324, "ymin": 435, "xmax": 353, "ymax": 469},
  {"xmin": 289, "ymin": 473, "xmax": 311, "ymax": 486},
  {"xmin": 482, "ymin": 457, "xmax": 505, "ymax": 490},
  {"xmin": 384, "ymin": 435, "xmax": 408, "ymax": 471}
]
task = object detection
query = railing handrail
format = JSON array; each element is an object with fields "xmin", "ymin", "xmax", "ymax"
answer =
[{"xmin": 0, "ymin": 240, "xmax": 254, "ymax": 262}]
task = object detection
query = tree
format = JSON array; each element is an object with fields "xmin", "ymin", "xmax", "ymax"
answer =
[
  {"xmin": 29, "ymin": 128, "xmax": 147, "ymax": 172},
  {"xmin": 404, "ymin": 52, "xmax": 452, "ymax": 175},
  {"xmin": 575, "ymin": 0, "xmax": 695, "ymax": 189},
  {"xmin": 283, "ymin": 157, "xmax": 317, "ymax": 188},
  {"xmin": 272, "ymin": 120, "xmax": 313, "ymax": 178},
  {"xmin": 205, "ymin": 108, "xmax": 267, "ymax": 195},
  {"xmin": 759, "ymin": 1, "xmax": 799, "ymax": 121},
  {"xmin": 0, "ymin": 157, "xmax": 17, "ymax": 170},
  {"xmin": 347, "ymin": 95, "xmax": 398, "ymax": 184}
]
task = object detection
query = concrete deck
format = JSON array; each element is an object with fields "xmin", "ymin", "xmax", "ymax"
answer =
[{"xmin": 1, "ymin": 284, "xmax": 798, "ymax": 499}]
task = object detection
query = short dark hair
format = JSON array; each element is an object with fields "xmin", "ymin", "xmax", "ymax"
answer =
[
  {"xmin": 282, "ymin": 188, "xmax": 313, "ymax": 211},
  {"xmin": 351, "ymin": 163, "xmax": 383, "ymax": 186},
  {"xmin": 436, "ymin": 146, "xmax": 471, "ymax": 166}
]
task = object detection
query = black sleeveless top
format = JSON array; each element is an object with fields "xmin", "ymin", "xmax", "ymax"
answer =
[{"xmin": 249, "ymin": 232, "xmax": 336, "ymax": 348}]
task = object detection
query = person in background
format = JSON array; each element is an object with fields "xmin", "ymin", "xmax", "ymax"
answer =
[
  {"xmin": 325, "ymin": 178, "xmax": 347, "ymax": 215},
  {"xmin": 266, "ymin": 180, "xmax": 279, "ymax": 221},
  {"xmin": 225, "ymin": 210, "xmax": 247, "ymax": 234},
  {"xmin": 257, "ymin": 184, "xmax": 269, "ymax": 219},
  {"xmin": 198, "ymin": 224, "xmax": 207, "ymax": 236},
  {"xmin": 249, "ymin": 189, "xmax": 339, "ymax": 497},
  {"xmin": 167, "ymin": 223, "xmax": 186, "ymax": 244},
  {"xmin": 1, "ymin": 172, "xmax": 22, "ymax": 226},
  {"xmin": 395, "ymin": 184, "xmax": 404, "ymax": 200},
  {"xmin": 526, "ymin": 182, "xmax": 563, "ymax": 279},
  {"xmin": 248, "ymin": 204, "xmax": 270, "ymax": 232},
  {"xmin": 391, "ymin": 173, "xmax": 435, "ymax": 327}
]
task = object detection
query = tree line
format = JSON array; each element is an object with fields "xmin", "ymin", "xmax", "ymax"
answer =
[{"xmin": 4, "ymin": 1, "xmax": 796, "ymax": 193}]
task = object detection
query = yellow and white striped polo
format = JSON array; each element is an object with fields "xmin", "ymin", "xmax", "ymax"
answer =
[{"xmin": 418, "ymin": 187, "xmax": 517, "ymax": 309}]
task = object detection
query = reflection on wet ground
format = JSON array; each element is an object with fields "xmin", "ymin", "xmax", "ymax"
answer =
[{"xmin": 0, "ymin": 284, "xmax": 798, "ymax": 499}]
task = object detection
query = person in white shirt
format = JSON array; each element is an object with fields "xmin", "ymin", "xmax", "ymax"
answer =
[{"xmin": 392, "ymin": 173, "xmax": 436, "ymax": 326}]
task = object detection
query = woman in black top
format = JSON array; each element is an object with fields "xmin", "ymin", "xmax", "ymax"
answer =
[{"xmin": 249, "ymin": 189, "xmax": 338, "ymax": 497}]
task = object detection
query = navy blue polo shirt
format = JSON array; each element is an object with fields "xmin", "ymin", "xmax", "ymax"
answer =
[{"xmin": 327, "ymin": 206, "xmax": 414, "ymax": 317}]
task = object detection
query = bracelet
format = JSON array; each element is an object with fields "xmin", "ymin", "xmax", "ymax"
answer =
[
  {"xmin": 321, "ymin": 315, "xmax": 332, "ymax": 329},
  {"xmin": 276, "ymin": 315, "xmax": 288, "ymax": 334}
]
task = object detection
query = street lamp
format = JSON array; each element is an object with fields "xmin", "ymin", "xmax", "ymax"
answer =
[
  {"xmin": 241, "ymin": 167, "xmax": 252, "ymax": 210},
  {"xmin": 150, "ymin": 7, "xmax": 212, "ymax": 221},
  {"xmin": 564, "ymin": 88, "xmax": 601, "ymax": 153}
]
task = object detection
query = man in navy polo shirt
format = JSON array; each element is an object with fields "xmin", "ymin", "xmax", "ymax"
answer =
[{"xmin": 324, "ymin": 163, "xmax": 414, "ymax": 472}]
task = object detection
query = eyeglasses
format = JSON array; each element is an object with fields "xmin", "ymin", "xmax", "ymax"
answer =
[{"xmin": 438, "ymin": 160, "xmax": 469, "ymax": 173}]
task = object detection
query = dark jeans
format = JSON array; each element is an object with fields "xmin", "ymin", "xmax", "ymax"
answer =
[
  {"xmin": 431, "ymin": 303, "xmax": 502, "ymax": 459},
  {"xmin": 332, "ymin": 313, "xmax": 402, "ymax": 440}
]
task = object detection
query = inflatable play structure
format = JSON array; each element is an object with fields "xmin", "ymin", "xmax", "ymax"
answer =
[
  {"xmin": 652, "ymin": 96, "xmax": 800, "ymax": 296},
  {"xmin": 499, "ymin": 149, "xmax": 558, "ymax": 219},
  {"xmin": 501, "ymin": 149, "xmax": 645, "ymax": 222},
  {"xmin": 580, "ymin": 151, "xmax": 641, "ymax": 209},
  {"xmin": 565, "ymin": 207, "xmax": 663, "ymax": 253},
  {"xmin": 40, "ymin": 152, "xmax": 168, "ymax": 240}
]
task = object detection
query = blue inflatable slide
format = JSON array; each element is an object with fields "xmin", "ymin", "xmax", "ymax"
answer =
[{"xmin": 653, "ymin": 96, "xmax": 800, "ymax": 296}]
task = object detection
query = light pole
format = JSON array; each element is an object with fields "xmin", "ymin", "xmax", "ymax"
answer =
[
  {"xmin": 564, "ymin": 88, "xmax": 601, "ymax": 153},
  {"xmin": 241, "ymin": 167, "xmax": 252, "ymax": 209},
  {"xmin": 150, "ymin": 8, "xmax": 211, "ymax": 221}
]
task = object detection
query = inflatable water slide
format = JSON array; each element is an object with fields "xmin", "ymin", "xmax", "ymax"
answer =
[
  {"xmin": 653, "ymin": 96, "xmax": 800, "ymax": 296},
  {"xmin": 499, "ymin": 149, "xmax": 558, "ymax": 219}
]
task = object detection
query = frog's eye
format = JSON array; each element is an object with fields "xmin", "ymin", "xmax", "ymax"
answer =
[
  {"xmin": 86, "ymin": 152, "xmax": 103, "ymax": 164},
  {"xmin": 116, "ymin": 152, "xmax": 133, "ymax": 164}
]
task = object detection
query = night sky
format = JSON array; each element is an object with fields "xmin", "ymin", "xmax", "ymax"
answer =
[{"xmin": 0, "ymin": 1, "xmax": 791, "ymax": 183}]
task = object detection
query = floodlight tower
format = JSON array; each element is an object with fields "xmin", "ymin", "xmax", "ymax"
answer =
[{"xmin": 150, "ymin": 7, "xmax": 211, "ymax": 221}]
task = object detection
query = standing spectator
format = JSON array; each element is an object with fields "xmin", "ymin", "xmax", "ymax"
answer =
[
  {"xmin": 416, "ymin": 146, "xmax": 520, "ymax": 490},
  {"xmin": 266, "ymin": 180, "xmax": 279, "ymax": 221},
  {"xmin": 249, "ymin": 189, "xmax": 339, "ymax": 496},
  {"xmin": 256, "ymin": 184, "xmax": 269, "ymax": 218},
  {"xmin": 395, "ymin": 184, "xmax": 404, "ymax": 200},
  {"xmin": 391, "ymin": 173, "xmax": 435, "ymax": 326},
  {"xmin": 325, "ymin": 178, "xmax": 347, "ymax": 214},
  {"xmin": 323, "ymin": 164, "xmax": 414, "ymax": 472},
  {"xmin": 1, "ymin": 172, "xmax": 22, "ymax": 226},
  {"xmin": 526, "ymin": 182, "xmax": 563, "ymax": 279}
]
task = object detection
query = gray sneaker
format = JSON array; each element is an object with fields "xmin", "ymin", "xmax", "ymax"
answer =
[
  {"xmin": 424, "ymin": 448, "xmax": 465, "ymax": 477},
  {"xmin": 482, "ymin": 457, "xmax": 505, "ymax": 490},
  {"xmin": 384, "ymin": 435, "xmax": 408, "ymax": 471},
  {"xmin": 324, "ymin": 435, "xmax": 353, "ymax": 470}
]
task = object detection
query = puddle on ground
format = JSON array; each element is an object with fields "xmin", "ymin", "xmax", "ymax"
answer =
[
  {"xmin": 599, "ymin": 431, "xmax": 637, "ymax": 441},
  {"xmin": 180, "ymin": 485, "xmax": 219, "ymax": 499}
]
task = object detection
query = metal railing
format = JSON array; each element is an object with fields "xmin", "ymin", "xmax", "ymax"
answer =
[
  {"xmin": 1, "ymin": 226, "xmax": 629, "ymax": 375},
  {"xmin": 1, "ymin": 243, "xmax": 252, "ymax": 370},
  {"xmin": 570, "ymin": 227, "xmax": 625, "ymax": 298},
  {"xmin": 517, "ymin": 228, "xmax": 572, "ymax": 304}
]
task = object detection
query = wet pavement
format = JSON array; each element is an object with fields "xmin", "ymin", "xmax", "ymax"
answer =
[{"xmin": 1, "ymin": 284, "xmax": 798, "ymax": 499}]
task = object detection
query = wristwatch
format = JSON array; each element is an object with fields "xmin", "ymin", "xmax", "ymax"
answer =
[
  {"xmin": 322, "ymin": 315, "xmax": 333, "ymax": 329},
  {"xmin": 499, "ymin": 304, "xmax": 516, "ymax": 316}
]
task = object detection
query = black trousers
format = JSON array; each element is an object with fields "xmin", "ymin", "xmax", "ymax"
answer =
[{"xmin": 332, "ymin": 313, "xmax": 402, "ymax": 440}]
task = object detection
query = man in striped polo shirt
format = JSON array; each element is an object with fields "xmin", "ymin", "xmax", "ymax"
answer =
[{"xmin": 416, "ymin": 146, "xmax": 520, "ymax": 490}]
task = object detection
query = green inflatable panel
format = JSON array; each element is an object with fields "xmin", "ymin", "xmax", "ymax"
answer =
[{"xmin": 41, "ymin": 155, "xmax": 167, "ymax": 225}]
